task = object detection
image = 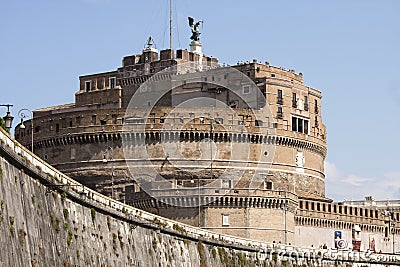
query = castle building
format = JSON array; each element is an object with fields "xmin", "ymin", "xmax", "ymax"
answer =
[{"xmin": 15, "ymin": 40, "xmax": 399, "ymax": 252}]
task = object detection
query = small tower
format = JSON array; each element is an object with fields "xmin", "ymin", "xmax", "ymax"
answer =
[{"xmin": 141, "ymin": 36, "xmax": 158, "ymax": 64}]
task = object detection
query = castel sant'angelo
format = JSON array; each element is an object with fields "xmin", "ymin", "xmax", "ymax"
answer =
[{"xmin": 15, "ymin": 17, "xmax": 400, "ymax": 253}]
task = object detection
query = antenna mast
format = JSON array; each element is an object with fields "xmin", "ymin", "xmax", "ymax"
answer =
[{"xmin": 169, "ymin": 0, "xmax": 172, "ymax": 50}]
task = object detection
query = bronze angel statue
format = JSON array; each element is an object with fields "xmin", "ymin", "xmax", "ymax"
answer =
[{"xmin": 188, "ymin": 17, "xmax": 203, "ymax": 42}]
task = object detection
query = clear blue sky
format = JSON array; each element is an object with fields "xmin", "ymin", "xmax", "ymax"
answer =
[{"xmin": 1, "ymin": 0, "xmax": 399, "ymax": 201}]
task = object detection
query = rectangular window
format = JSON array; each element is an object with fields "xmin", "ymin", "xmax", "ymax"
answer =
[
  {"xmin": 298, "ymin": 118, "xmax": 303, "ymax": 133},
  {"xmin": 222, "ymin": 214, "xmax": 230, "ymax": 226},
  {"xmin": 315, "ymin": 99, "xmax": 319, "ymax": 114},
  {"xmin": 199, "ymin": 117, "xmax": 204, "ymax": 124},
  {"xmin": 55, "ymin": 123, "xmax": 60, "ymax": 133},
  {"xmin": 304, "ymin": 119, "xmax": 309, "ymax": 134},
  {"xmin": 277, "ymin": 107, "xmax": 283, "ymax": 119},
  {"xmin": 92, "ymin": 115, "xmax": 97, "ymax": 125},
  {"xmin": 109, "ymin": 77, "xmax": 116, "ymax": 89},
  {"xmin": 292, "ymin": 93, "xmax": 297, "ymax": 108},
  {"xmin": 255, "ymin": 119, "xmax": 262, "ymax": 127},
  {"xmin": 264, "ymin": 181, "xmax": 273, "ymax": 190},
  {"xmin": 292, "ymin": 116, "xmax": 297, "ymax": 132},
  {"xmin": 304, "ymin": 96, "xmax": 309, "ymax": 111},
  {"xmin": 277, "ymin": 89, "xmax": 283, "ymax": 104},
  {"xmin": 315, "ymin": 116, "xmax": 319, "ymax": 128},
  {"xmin": 76, "ymin": 116, "xmax": 81, "ymax": 126},
  {"xmin": 85, "ymin": 81, "xmax": 92, "ymax": 92},
  {"xmin": 291, "ymin": 116, "xmax": 309, "ymax": 134},
  {"xmin": 242, "ymin": 85, "xmax": 251, "ymax": 94}
]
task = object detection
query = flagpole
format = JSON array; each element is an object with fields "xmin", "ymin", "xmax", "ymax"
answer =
[{"xmin": 169, "ymin": 0, "xmax": 172, "ymax": 50}]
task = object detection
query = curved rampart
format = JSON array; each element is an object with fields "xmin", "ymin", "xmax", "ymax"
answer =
[
  {"xmin": 0, "ymin": 127, "xmax": 270, "ymax": 266},
  {"xmin": 1, "ymin": 128, "xmax": 399, "ymax": 266}
]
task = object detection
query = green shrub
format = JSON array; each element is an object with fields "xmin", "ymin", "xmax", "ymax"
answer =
[
  {"xmin": 61, "ymin": 192, "xmax": 67, "ymax": 202},
  {"xmin": 9, "ymin": 216, "xmax": 15, "ymax": 235},
  {"xmin": 67, "ymin": 230, "xmax": 73, "ymax": 246},
  {"xmin": 18, "ymin": 229, "xmax": 26, "ymax": 247},
  {"xmin": 90, "ymin": 208, "xmax": 96, "ymax": 225},
  {"xmin": 63, "ymin": 209, "xmax": 69, "ymax": 220}
]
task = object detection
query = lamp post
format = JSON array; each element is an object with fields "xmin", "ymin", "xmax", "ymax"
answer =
[
  {"xmin": 102, "ymin": 146, "xmax": 114, "ymax": 199},
  {"xmin": 18, "ymin": 109, "xmax": 34, "ymax": 153},
  {"xmin": 0, "ymin": 104, "xmax": 14, "ymax": 131}
]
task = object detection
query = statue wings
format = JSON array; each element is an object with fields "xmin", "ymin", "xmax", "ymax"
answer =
[{"xmin": 188, "ymin": 17, "xmax": 194, "ymax": 27}]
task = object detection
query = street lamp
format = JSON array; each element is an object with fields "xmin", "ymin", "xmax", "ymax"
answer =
[
  {"xmin": 18, "ymin": 109, "xmax": 34, "ymax": 153},
  {"xmin": 102, "ymin": 146, "xmax": 114, "ymax": 199},
  {"xmin": 0, "ymin": 104, "xmax": 14, "ymax": 131}
]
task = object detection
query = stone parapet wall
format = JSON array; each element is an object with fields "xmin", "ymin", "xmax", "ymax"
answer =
[{"xmin": 1, "ymin": 128, "xmax": 399, "ymax": 266}]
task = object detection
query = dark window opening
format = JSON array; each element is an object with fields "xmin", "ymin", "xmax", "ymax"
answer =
[
  {"xmin": 277, "ymin": 89, "xmax": 283, "ymax": 104},
  {"xmin": 298, "ymin": 118, "xmax": 303, "ymax": 133},
  {"xmin": 92, "ymin": 115, "xmax": 97, "ymax": 125},
  {"xmin": 110, "ymin": 77, "xmax": 116, "ymax": 89},
  {"xmin": 76, "ymin": 116, "xmax": 81, "ymax": 126},
  {"xmin": 255, "ymin": 119, "xmax": 262, "ymax": 127},
  {"xmin": 264, "ymin": 181, "xmax": 273, "ymax": 190},
  {"xmin": 85, "ymin": 81, "xmax": 91, "ymax": 92},
  {"xmin": 100, "ymin": 119, "xmax": 107, "ymax": 125},
  {"xmin": 315, "ymin": 116, "xmax": 319, "ymax": 128},
  {"xmin": 277, "ymin": 107, "xmax": 283, "ymax": 119},
  {"xmin": 292, "ymin": 117, "xmax": 297, "ymax": 132},
  {"xmin": 315, "ymin": 99, "xmax": 319, "ymax": 114},
  {"xmin": 291, "ymin": 116, "xmax": 309, "ymax": 134},
  {"xmin": 160, "ymin": 118, "xmax": 165, "ymax": 123},
  {"xmin": 271, "ymin": 73, "xmax": 276, "ymax": 77},
  {"xmin": 304, "ymin": 96, "xmax": 309, "ymax": 111},
  {"xmin": 243, "ymin": 85, "xmax": 251, "ymax": 94},
  {"xmin": 292, "ymin": 93, "xmax": 297, "ymax": 108},
  {"xmin": 56, "ymin": 123, "xmax": 60, "ymax": 133}
]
